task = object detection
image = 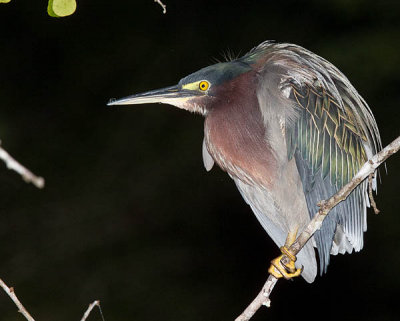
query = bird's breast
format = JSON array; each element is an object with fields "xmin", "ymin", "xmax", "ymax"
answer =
[{"xmin": 204, "ymin": 96, "xmax": 277, "ymax": 188}]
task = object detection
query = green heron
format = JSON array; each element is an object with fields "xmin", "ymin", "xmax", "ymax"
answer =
[{"xmin": 108, "ymin": 41, "xmax": 381, "ymax": 283}]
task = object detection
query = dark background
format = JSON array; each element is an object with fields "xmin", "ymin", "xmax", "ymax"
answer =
[{"xmin": 0, "ymin": 1, "xmax": 399, "ymax": 320}]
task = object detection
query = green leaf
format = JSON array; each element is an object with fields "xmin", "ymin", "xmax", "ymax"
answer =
[
  {"xmin": 48, "ymin": 0, "xmax": 77, "ymax": 17},
  {"xmin": 0, "ymin": 0, "xmax": 12, "ymax": 3}
]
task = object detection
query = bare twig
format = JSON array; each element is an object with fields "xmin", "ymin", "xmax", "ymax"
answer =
[
  {"xmin": 154, "ymin": 0, "xmax": 166, "ymax": 14},
  {"xmin": 235, "ymin": 275, "xmax": 277, "ymax": 321},
  {"xmin": 1, "ymin": 278, "xmax": 103, "ymax": 321},
  {"xmin": 0, "ymin": 142, "xmax": 44, "ymax": 189},
  {"xmin": 0, "ymin": 278, "xmax": 36, "ymax": 321},
  {"xmin": 235, "ymin": 135, "xmax": 400, "ymax": 321},
  {"xmin": 81, "ymin": 300, "xmax": 103, "ymax": 321},
  {"xmin": 368, "ymin": 173, "xmax": 380, "ymax": 214}
]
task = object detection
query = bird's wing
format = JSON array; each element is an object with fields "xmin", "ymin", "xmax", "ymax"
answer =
[
  {"xmin": 285, "ymin": 81, "xmax": 379, "ymax": 273},
  {"xmin": 245, "ymin": 42, "xmax": 381, "ymax": 274}
]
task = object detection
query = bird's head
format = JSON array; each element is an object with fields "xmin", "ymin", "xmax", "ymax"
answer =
[{"xmin": 108, "ymin": 60, "xmax": 253, "ymax": 115}]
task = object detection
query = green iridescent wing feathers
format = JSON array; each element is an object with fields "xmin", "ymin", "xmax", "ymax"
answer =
[
  {"xmin": 286, "ymin": 84, "xmax": 368, "ymax": 189},
  {"xmin": 285, "ymin": 80, "xmax": 380, "ymax": 273}
]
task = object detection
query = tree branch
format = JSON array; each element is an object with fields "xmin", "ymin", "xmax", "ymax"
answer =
[
  {"xmin": 0, "ymin": 278, "xmax": 36, "ymax": 321},
  {"xmin": 235, "ymin": 135, "xmax": 400, "ymax": 321},
  {"xmin": 81, "ymin": 300, "xmax": 103, "ymax": 321},
  {"xmin": 0, "ymin": 278, "xmax": 102, "ymax": 321},
  {"xmin": 0, "ymin": 142, "xmax": 44, "ymax": 189},
  {"xmin": 368, "ymin": 173, "xmax": 380, "ymax": 214},
  {"xmin": 154, "ymin": 0, "xmax": 166, "ymax": 14}
]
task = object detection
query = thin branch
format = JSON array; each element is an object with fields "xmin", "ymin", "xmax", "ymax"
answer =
[
  {"xmin": 0, "ymin": 142, "xmax": 44, "ymax": 189},
  {"xmin": 235, "ymin": 275, "xmax": 277, "ymax": 321},
  {"xmin": 154, "ymin": 0, "xmax": 166, "ymax": 14},
  {"xmin": 235, "ymin": 135, "xmax": 400, "ymax": 321},
  {"xmin": 0, "ymin": 278, "xmax": 36, "ymax": 321},
  {"xmin": 368, "ymin": 173, "xmax": 380, "ymax": 214},
  {"xmin": 81, "ymin": 300, "xmax": 103, "ymax": 321},
  {"xmin": 1, "ymin": 278, "xmax": 103, "ymax": 321}
]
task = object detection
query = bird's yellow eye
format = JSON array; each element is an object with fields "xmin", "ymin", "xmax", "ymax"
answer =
[{"xmin": 199, "ymin": 80, "xmax": 210, "ymax": 91}]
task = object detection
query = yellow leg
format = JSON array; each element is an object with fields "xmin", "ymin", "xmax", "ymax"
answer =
[{"xmin": 268, "ymin": 229, "xmax": 302, "ymax": 279}]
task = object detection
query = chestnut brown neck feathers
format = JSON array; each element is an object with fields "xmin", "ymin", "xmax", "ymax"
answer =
[{"xmin": 204, "ymin": 70, "xmax": 277, "ymax": 188}]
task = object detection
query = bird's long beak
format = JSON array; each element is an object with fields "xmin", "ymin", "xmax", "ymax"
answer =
[{"xmin": 107, "ymin": 85, "xmax": 201, "ymax": 107}]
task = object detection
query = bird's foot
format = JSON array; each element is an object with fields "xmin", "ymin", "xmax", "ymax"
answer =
[
  {"xmin": 268, "ymin": 230, "xmax": 302, "ymax": 279},
  {"xmin": 268, "ymin": 246, "xmax": 302, "ymax": 279}
]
